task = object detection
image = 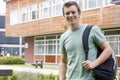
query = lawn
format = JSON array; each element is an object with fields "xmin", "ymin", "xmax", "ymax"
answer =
[{"xmin": 3, "ymin": 64, "xmax": 59, "ymax": 70}]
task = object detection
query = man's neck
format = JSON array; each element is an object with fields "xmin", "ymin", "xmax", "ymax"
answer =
[{"xmin": 70, "ymin": 23, "xmax": 81, "ymax": 30}]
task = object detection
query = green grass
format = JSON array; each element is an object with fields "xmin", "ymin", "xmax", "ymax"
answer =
[
  {"xmin": 2, "ymin": 64, "xmax": 59, "ymax": 70},
  {"xmin": 43, "ymin": 65, "xmax": 58, "ymax": 70}
]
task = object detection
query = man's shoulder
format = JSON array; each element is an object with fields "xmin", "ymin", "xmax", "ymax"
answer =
[
  {"xmin": 90, "ymin": 25, "xmax": 102, "ymax": 34},
  {"xmin": 84, "ymin": 24, "xmax": 101, "ymax": 33},
  {"xmin": 61, "ymin": 29, "xmax": 70, "ymax": 37}
]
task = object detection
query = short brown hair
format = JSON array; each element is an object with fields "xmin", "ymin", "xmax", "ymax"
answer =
[{"xmin": 62, "ymin": 1, "xmax": 81, "ymax": 16}]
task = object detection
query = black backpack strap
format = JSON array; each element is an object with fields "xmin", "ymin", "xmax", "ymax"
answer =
[{"xmin": 82, "ymin": 25, "xmax": 93, "ymax": 60}]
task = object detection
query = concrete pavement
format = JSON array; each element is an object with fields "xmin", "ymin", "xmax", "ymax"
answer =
[{"xmin": 0, "ymin": 65, "xmax": 58, "ymax": 75}]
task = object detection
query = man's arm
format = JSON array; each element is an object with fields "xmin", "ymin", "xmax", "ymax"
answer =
[
  {"xmin": 82, "ymin": 41, "xmax": 113, "ymax": 69},
  {"xmin": 59, "ymin": 52, "xmax": 67, "ymax": 80}
]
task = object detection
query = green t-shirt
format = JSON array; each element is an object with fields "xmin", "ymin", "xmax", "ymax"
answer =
[{"xmin": 59, "ymin": 24, "xmax": 106, "ymax": 80}]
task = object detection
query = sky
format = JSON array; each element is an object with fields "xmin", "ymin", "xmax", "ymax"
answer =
[{"xmin": 0, "ymin": 0, "xmax": 6, "ymax": 15}]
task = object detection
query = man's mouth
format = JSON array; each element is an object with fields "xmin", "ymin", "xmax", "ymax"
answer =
[{"xmin": 69, "ymin": 18, "xmax": 75, "ymax": 22}]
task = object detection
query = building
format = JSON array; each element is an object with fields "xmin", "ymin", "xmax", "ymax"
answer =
[
  {"xmin": 4, "ymin": 0, "xmax": 120, "ymax": 66},
  {"xmin": 0, "ymin": 14, "xmax": 25, "ymax": 57}
]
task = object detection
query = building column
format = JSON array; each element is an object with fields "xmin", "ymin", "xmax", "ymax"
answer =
[{"xmin": 19, "ymin": 37, "xmax": 22, "ymax": 57}]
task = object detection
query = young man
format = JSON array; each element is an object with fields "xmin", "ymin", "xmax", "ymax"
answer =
[{"xmin": 59, "ymin": 1, "xmax": 113, "ymax": 80}]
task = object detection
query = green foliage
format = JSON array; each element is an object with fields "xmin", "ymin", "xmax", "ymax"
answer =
[
  {"xmin": 0, "ymin": 76, "xmax": 8, "ymax": 80},
  {"xmin": 9, "ymin": 72, "xmax": 18, "ymax": 80},
  {"xmin": 17, "ymin": 72, "xmax": 59, "ymax": 80},
  {"xmin": 117, "ymin": 71, "xmax": 120, "ymax": 79},
  {"xmin": 2, "ymin": 71, "xmax": 120, "ymax": 80},
  {"xmin": 117, "ymin": 71, "xmax": 120, "ymax": 76},
  {"xmin": 0, "ymin": 72, "xmax": 59, "ymax": 80},
  {"xmin": 0, "ymin": 56, "xmax": 25, "ymax": 65}
]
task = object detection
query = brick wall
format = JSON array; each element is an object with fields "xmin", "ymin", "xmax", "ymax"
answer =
[
  {"xmin": 5, "ymin": 0, "xmax": 66, "ymax": 37},
  {"xmin": 5, "ymin": 0, "xmax": 120, "ymax": 37},
  {"xmin": 24, "ymin": 36, "xmax": 34, "ymax": 63},
  {"xmin": 82, "ymin": 5, "xmax": 120, "ymax": 26}
]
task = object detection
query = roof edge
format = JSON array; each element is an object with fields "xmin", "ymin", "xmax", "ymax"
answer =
[
  {"xmin": 3, "ymin": 0, "xmax": 11, "ymax": 2},
  {"xmin": 101, "ymin": 23, "xmax": 120, "ymax": 30}
]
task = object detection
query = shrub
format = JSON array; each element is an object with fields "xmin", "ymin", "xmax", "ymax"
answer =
[
  {"xmin": 10, "ymin": 72, "xmax": 18, "ymax": 80},
  {"xmin": 117, "ymin": 71, "xmax": 120, "ymax": 79},
  {"xmin": 0, "ymin": 72, "xmax": 59, "ymax": 80},
  {"xmin": 0, "ymin": 56, "xmax": 25, "ymax": 65},
  {"xmin": 17, "ymin": 72, "xmax": 59, "ymax": 80},
  {"xmin": 0, "ymin": 76, "xmax": 8, "ymax": 80}
]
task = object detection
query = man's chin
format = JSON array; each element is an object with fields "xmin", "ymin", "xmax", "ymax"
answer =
[{"xmin": 69, "ymin": 22, "xmax": 76, "ymax": 25}]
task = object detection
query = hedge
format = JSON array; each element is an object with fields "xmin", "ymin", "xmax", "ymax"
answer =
[
  {"xmin": 0, "ymin": 71, "xmax": 120, "ymax": 80},
  {"xmin": 0, "ymin": 56, "xmax": 25, "ymax": 64},
  {"xmin": 0, "ymin": 72, "xmax": 59, "ymax": 80}
]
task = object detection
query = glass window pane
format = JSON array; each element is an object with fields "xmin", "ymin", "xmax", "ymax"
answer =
[
  {"xmin": 22, "ymin": 13, "xmax": 27, "ymax": 21},
  {"xmin": 10, "ymin": 10, "xmax": 19, "ymax": 25},
  {"xmin": 39, "ymin": 1, "xmax": 50, "ymax": 19},
  {"xmin": 52, "ymin": 0, "xmax": 64, "ymax": 17},
  {"xmin": 110, "ymin": 42, "xmax": 118, "ymax": 55},
  {"xmin": 34, "ymin": 35, "xmax": 60, "ymax": 54},
  {"xmin": 32, "ymin": 11, "xmax": 36, "ymax": 19},
  {"xmin": 83, "ymin": 0, "xmax": 101, "ymax": 10},
  {"xmin": 104, "ymin": 0, "xmax": 111, "ymax": 5},
  {"xmin": 56, "ymin": 5, "xmax": 62, "ymax": 15},
  {"xmin": 105, "ymin": 35, "xmax": 120, "ymax": 55},
  {"xmin": 118, "ymin": 41, "xmax": 120, "ymax": 55},
  {"xmin": 28, "ymin": 4, "xmax": 37, "ymax": 20},
  {"xmin": 19, "ymin": 7, "xmax": 27, "ymax": 22},
  {"xmin": 89, "ymin": 0, "xmax": 96, "ymax": 8}
]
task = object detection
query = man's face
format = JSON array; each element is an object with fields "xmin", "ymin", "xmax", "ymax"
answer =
[{"xmin": 63, "ymin": 5, "xmax": 80, "ymax": 26}]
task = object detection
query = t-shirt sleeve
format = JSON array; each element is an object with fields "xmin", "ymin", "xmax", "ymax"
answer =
[
  {"xmin": 92, "ymin": 25, "xmax": 106, "ymax": 46},
  {"xmin": 59, "ymin": 34, "xmax": 66, "ymax": 53}
]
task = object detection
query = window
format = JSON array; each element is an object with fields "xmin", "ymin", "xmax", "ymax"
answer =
[
  {"xmin": 10, "ymin": 10, "xmax": 19, "ymax": 25},
  {"xmin": 39, "ymin": 1, "xmax": 50, "ymax": 19},
  {"xmin": 28, "ymin": 4, "xmax": 38, "ymax": 21},
  {"xmin": 66, "ymin": 0, "xmax": 80, "ymax": 5},
  {"xmin": 103, "ymin": 0, "xmax": 112, "ymax": 6},
  {"xmin": 19, "ymin": 7, "xmax": 27, "ymax": 23},
  {"xmin": 46, "ymin": 40, "xmax": 56, "ymax": 54},
  {"xmin": 83, "ymin": 0, "xmax": 101, "ymax": 10},
  {"xmin": 104, "ymin": 30, "xmax": 120, "ymax": 35},
  {"xmin": 52, "ymin": 0, "xmax": 64, "ymax": 17},
  {"xmin": 104, "ymin": 29, "xmax": 120, "ymax": 55},
  {"xmin": 34, "ymin": 35, "xmax": 60, "ymax": 54},
  {"xmin": 35, "ymin": 41, "xmax": 44, "ymax": 54},
  {"xmin": 105, "ymin": 35, "xmax": 120, "ymax": 55}
]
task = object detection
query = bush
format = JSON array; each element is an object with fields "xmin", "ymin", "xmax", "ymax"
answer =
[
  {"xmin": 10, "ymin": 72, "xmax": 18, "ymax": 80},
  {"xmin": 0, "ymin": 56, "xmax": 25, "ymax": 65},
  {"xmin": 17, "ymin": 72, "xmax": 59, "ymax": 80},
  {"xmin": 0, "ymin": 72, "xmax": 59, "ymax": 80},
  {"xmin": 117, "ymin": 71, "xmax": 120, "ymax": 79},
  {"xmin": 0, "ymin": 76, "xmax": 8, "ymax": 80}
]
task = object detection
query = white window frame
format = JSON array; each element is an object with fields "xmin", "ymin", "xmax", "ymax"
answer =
[
  {"xmin": 46, "ymin": 40, "xmax": 56, "ymax": 54},
  {"xmin": 52, "ymin": 0, "xmax": 64, "ymax": 17},
  {"xmin": 34, "ymin": 35, "xmax": 60, "ymax": 55},
  {"xmin": 34, "ymin": 40, "xmax": 45, "ymax": 54},
  {"xmin": 105, "ymin": 35, "xmax": 120, "ymax": 55},
  {"xmin": 19, "ymin": 7, "xmax": 28, "ymax": 23},
  {"xmin": 103, "ymin": 0, "xmax": 114, "ymax": 6},
  {"xmin": 66, "ymin": 0, "xmax": 80, "ymax": 5},
  {"xmin": 28, "ymin": 4, "xmax": 38, "ymax": 21},
  {"xmin": 103, "ymin": 29, "xmax": 120, "ymax": 55},
  {"xmin": 83, "ymin": 0, "xmax": 101, "ymax": 10},
  {"xmin": 10, "ymin": 10, "xmax": 19, "ymax": 25},
  {"xmin": 39, "ymin": 1, "xmax": 50, "ymax": 19}
]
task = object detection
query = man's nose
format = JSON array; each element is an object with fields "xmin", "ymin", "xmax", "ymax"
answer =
[{"xmin": 69, "ymin": 13, "xmax": 73, "ymax": 17}]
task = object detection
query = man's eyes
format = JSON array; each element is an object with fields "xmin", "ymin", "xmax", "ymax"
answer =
[
  {"xmin": 66, "ymin": 12, "xmax": 76, "ymax": 15},
  {"xmin": 72, "ymin": 12, "xmax": 75, "ymax": 14}
]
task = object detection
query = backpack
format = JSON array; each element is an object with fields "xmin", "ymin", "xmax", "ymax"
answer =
[{"xmin": 82, "ymin": 25, "xmax": 117, "ymax": 80}]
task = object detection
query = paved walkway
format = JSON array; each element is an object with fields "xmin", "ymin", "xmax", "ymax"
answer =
[{"xmin": 0, "ymin": 65, "xmax": 58, "ymax": 75}]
